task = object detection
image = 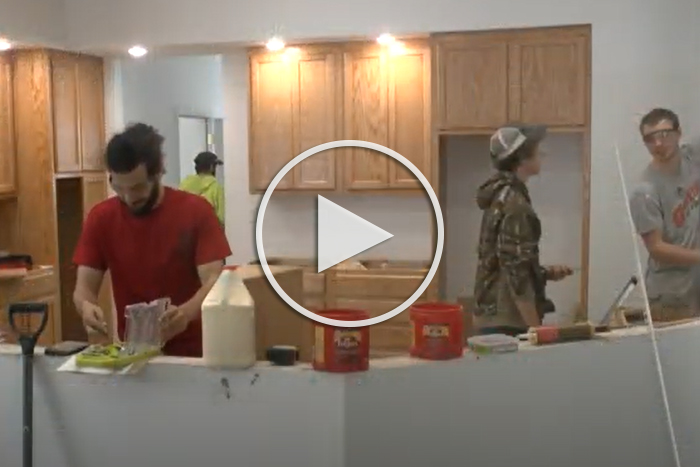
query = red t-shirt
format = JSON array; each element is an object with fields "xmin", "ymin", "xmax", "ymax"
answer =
[{"xmin": 72, "ymin": 187, "xmax": 232, "ymax": 357}]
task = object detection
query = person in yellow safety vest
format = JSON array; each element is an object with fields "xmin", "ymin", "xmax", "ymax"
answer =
[{"xmin": 179, "ymin": 151, "xmax": 225, "ymax": 227}]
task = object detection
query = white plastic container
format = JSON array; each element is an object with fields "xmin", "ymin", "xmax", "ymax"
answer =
[{"xmin": 201, "ymin": 266, "xmax": 256, "ymax": 369}]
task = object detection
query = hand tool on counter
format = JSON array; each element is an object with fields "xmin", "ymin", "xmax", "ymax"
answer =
[
  {"xmin": 520, "ymin": 322, "xmax": 596, "ymax": 345},
  {"xmin": 517, "ymin": 274, "xmax": 640, "ymax": 345},
  {"xmin": 595, "ymin": 275, "xmax": 638, "ymax": 332},
  {"xmin": 44, "ymin": 341, "xmax": 90, "ymax": 357},
  {"xmin": 8, "ymin": 302, "xmax": 49, "ymax": 467},
  {"xmin": 266, "ymin": 345, "xmax": 299, "ymax": 366}
]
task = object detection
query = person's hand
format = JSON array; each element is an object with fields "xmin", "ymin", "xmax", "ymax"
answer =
[
  {"xmin": 159, "ymin": 304, "xmax": 194, "ymax": 343},
  {"xmin": 80, "ymin": 301, "xmax": 108, "ymax": 335},
  {"xmin": 546, "ymin": 265, "xmax": 574, "ymax": 281}
]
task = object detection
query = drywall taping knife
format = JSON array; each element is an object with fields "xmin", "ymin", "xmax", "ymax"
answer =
[{"xmin": 596, "ymin": 275, "xmax": 638, "ymax": 331}]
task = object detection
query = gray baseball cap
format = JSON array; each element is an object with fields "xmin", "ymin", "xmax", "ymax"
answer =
[{"xmin": 489, "ymin": 124, "xmax": 547, "ymax": 165}]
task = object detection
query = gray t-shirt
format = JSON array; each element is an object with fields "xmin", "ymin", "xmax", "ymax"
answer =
[{"xmin": 629, "ymin": 144, "xmax": 700, "ymax": 305}]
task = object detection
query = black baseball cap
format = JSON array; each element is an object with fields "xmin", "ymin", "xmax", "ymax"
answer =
[{"xmin": 194, "ymin": 151, "xmax": 223, "ymax": 167}]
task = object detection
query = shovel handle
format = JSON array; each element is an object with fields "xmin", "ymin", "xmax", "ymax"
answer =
[{"xmin": 8, "ymin": 302, "xmax": 49, "ymax": 355}]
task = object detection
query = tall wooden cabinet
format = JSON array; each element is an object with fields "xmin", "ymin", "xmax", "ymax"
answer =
[
  {"xmin": 0, "ymin": 52, "xmax": 15, "ymax": 196},
  {"xmin": 249, "ymin": 39, "xmax": 432, "ymax": 194},
  {"xmin": 1, "ymin": 48, "xmax": 110, "ymax": 344},
  {"xmin": 433, "ymin": 25, "xmax": 592, "ymax": 313}
]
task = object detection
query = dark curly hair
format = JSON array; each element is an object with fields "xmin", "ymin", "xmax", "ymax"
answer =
[{"xmin": 105, "ymin": 123, "xmax": 164, "ymax": 177}]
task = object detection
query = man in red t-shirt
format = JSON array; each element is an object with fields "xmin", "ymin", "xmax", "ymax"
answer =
[{"xmin": 72, "ymin": 123, "xmax": 232, "ymax": 357}]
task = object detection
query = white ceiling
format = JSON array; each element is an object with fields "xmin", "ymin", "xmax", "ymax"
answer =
[{"xmin": 2, "ymin": 0, "xmax": 598, "ymax": 56}]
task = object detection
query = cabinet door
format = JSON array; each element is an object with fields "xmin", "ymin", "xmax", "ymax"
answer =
[
  {"xmin": 249, "ymin": 53, "xmax": 295, "ymax": 191},
  {"xmin": 51, "ymin": 52, "xmax": 81, "ymax": 173},
  {"xmin": 291, "ymin": 48, "xmax": 340, "ymax": 190},
  {"xmin": 508, "ymin": 29, "xmax": 589, "ymax": 126},
  {"xmin": 388, "ymin": 42, "xmax": 431, "ymax": 188},
  {"xmin": 82, "ymin": 173, "xmax": 113, "ymax": 339},
  {"xmin": 0, "ymin": 52, "xmax": 15, "ymax": 195},
  {"xmin": 78, "ymin": 56, "xmax": 106, "ymax": 171},
  {"xmin": 342, "ymin": 45, "xmax": 390, "ymax": 190},
  {"xmin": 433, "ymin": 34, "xmax": 509, "ymax": 130},
  {"xmin": 82, "ymin": 172, "xmax": 107, "ymax": 214}
]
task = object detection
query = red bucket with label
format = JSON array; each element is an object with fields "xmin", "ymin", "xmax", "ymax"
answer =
[
  {"xmin": 313, "ymin": 309, "xmax": 370, "ymax": 373},
  {"xmin": 410, "ymin": 302, "xmax": 464, "ymax": 360}
]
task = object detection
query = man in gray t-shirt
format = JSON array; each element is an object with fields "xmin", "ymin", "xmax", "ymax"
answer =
[{"xmin": 629, "ymin": 108, "xmax": 700, "ymax": 322}]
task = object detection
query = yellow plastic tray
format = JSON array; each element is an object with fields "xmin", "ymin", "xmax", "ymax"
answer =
[{"xmin": 75, "ymin": 343, "xmax": 161, "ymax": 370}]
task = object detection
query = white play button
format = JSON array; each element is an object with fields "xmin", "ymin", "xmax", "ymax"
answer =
[{"xmin": 316, "ymin": 195, "xmax": 393, "ymax": 273}]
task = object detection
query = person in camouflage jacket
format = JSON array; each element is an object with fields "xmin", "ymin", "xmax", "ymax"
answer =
[{"xmin": 473, "ymin": 125, "xmax": 574, "ymax": 336}]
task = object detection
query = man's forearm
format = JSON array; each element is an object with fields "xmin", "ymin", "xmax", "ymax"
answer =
[
  {"xmin": 73, "ymin": 287, "xmax": 99, "ymax": 316},
  {"xmin": 182, "ymin": 267, "xmax": 222, "ymax": 320},
  {"xmin": 650, "ymin": 242, "xmax": 700, "ymax": 267}
]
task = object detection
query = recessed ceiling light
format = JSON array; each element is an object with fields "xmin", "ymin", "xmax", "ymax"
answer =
[
  {"xmin": 0, "ymin": 38, "xmax": 12, "ymax": 51},
  {"xmin": 128, "ymin": 45, "xmax": 148, "ymax": 58},
  {"xmin": 377, "ymin": 34, "xmax": 395, "ymax": 46},
  {"xmin": 389, "ymin": 41, "xmax": 407, "ymax": 55},
  {"xmin": 266, "ymin": 37, "xmax": 285, "ymax": 52}
]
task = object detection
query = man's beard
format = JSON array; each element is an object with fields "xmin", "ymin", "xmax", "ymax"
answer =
[{"xmin": 125, "ymin": 182, "xmax": 160, "ymax": 217}]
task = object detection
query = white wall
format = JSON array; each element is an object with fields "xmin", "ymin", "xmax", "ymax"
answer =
[
  {"xmin": 118, "ymin": 54, "xmax": 225, "ymax": 186},
  {"xmin": 0, "ymin": 0, "xmax": 66, "ymax": 46}
]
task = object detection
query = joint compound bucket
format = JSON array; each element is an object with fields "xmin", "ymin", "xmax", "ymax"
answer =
[
  {"xmin": 313, "ymin": 309, "xmax": 370, "ymax": 373},
  {"xmin": 410, "ymin": 302, "xmax": 464, "ymax": 360},
  {"xmin": 201, "ymin": 265, "xmax": 256, "ymax": 369}
]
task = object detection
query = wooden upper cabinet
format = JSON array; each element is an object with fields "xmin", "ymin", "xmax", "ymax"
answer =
[
  {"xmin": 291, "ymin": 48, "xmax": 340, "ymax": 190},
  {"xmin": 249, "ymin": 49, "xmax": 339, "ymax": 192},
  {"xmin": 343, "ymin": 45, "xmax": 390, "ymax": 190},
  {"xmin": 508, "ymin": 28, "xmax": 589, "ymax": 126},
  {"xmin": 387, "ymin": 41, "xmax": 430, "ymax": 189},
  {"xmin": 434, "ymin": 26, "xmax": 590, "ymax": 130},
  {"xmin": 0, "ymin": 52, "xmax": 16, "ymax": 195},
  {"xmin": 343, "ymin": 40, "xmax": 431, "ymax": 191},
  {"xmin": 51, "ymin": 52, "xmax": 81, "ymax": 172},
  {"xmin": 249, "ymin": 52, "xmax": 295, "ymax": 191},
  {"xmin": 433, "ymin": 34, "xmax": 509, "ymax": 130},
  {"xmin": 249, "ymin": 40, "xmax": 430, "ymax": 194},
  {"xmin": 77, "ymin": 56, "xmax": 106, "ymax": 171},
  {"xmin": 51, "ymin": 52, "xmax": 105, "ymax": 173}
]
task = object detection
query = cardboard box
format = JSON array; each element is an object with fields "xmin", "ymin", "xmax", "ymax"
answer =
[{"xmin": 240, "ymin": 265, "xmax": 313, "ymax": 363}]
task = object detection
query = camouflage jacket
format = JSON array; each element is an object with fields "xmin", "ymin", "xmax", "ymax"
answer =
[{"xmin": 473, "ymin": 171, "xmax": 547, "ymax": 328}]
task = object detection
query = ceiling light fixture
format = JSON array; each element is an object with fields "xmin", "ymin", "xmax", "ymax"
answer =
[
  {"xmin": 128, "ymin": 45, "xmax": 148, "ymax": 58},
  {"xmin": 266, "ymin": 37, "xmax": 285, "ymax": 52},
  {"xmin": 0, "ymin": 38, "xmax": 12, "ymax": 51},
  {"xmin": 377, "ymin": 33, "xmax": 395, "ymax": 46},
  {"xmin": 389, "ymin": 41, "xmax": 407, "ymax": 55}
]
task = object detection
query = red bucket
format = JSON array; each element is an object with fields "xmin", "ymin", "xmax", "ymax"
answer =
[
  {"xmin": 312, "ymin": 309, "xmax": 370, "ymax": 373},
  {"xmin": 410, "ymin": 302, "xmax": 464, "ymax": 360}
]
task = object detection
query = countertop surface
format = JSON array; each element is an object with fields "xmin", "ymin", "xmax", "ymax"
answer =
[
  {"xmin": 2, "ymin": 319, "xmax": 695, "ymax": 372},
  {"xmin": 238, "ymin": 264, "xmax": 301, "ymax": 279}
]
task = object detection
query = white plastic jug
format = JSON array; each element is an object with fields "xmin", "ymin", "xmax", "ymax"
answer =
[{"xmin": 201, "ymin": 266, "xmax": 256, "ymax": 369}]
